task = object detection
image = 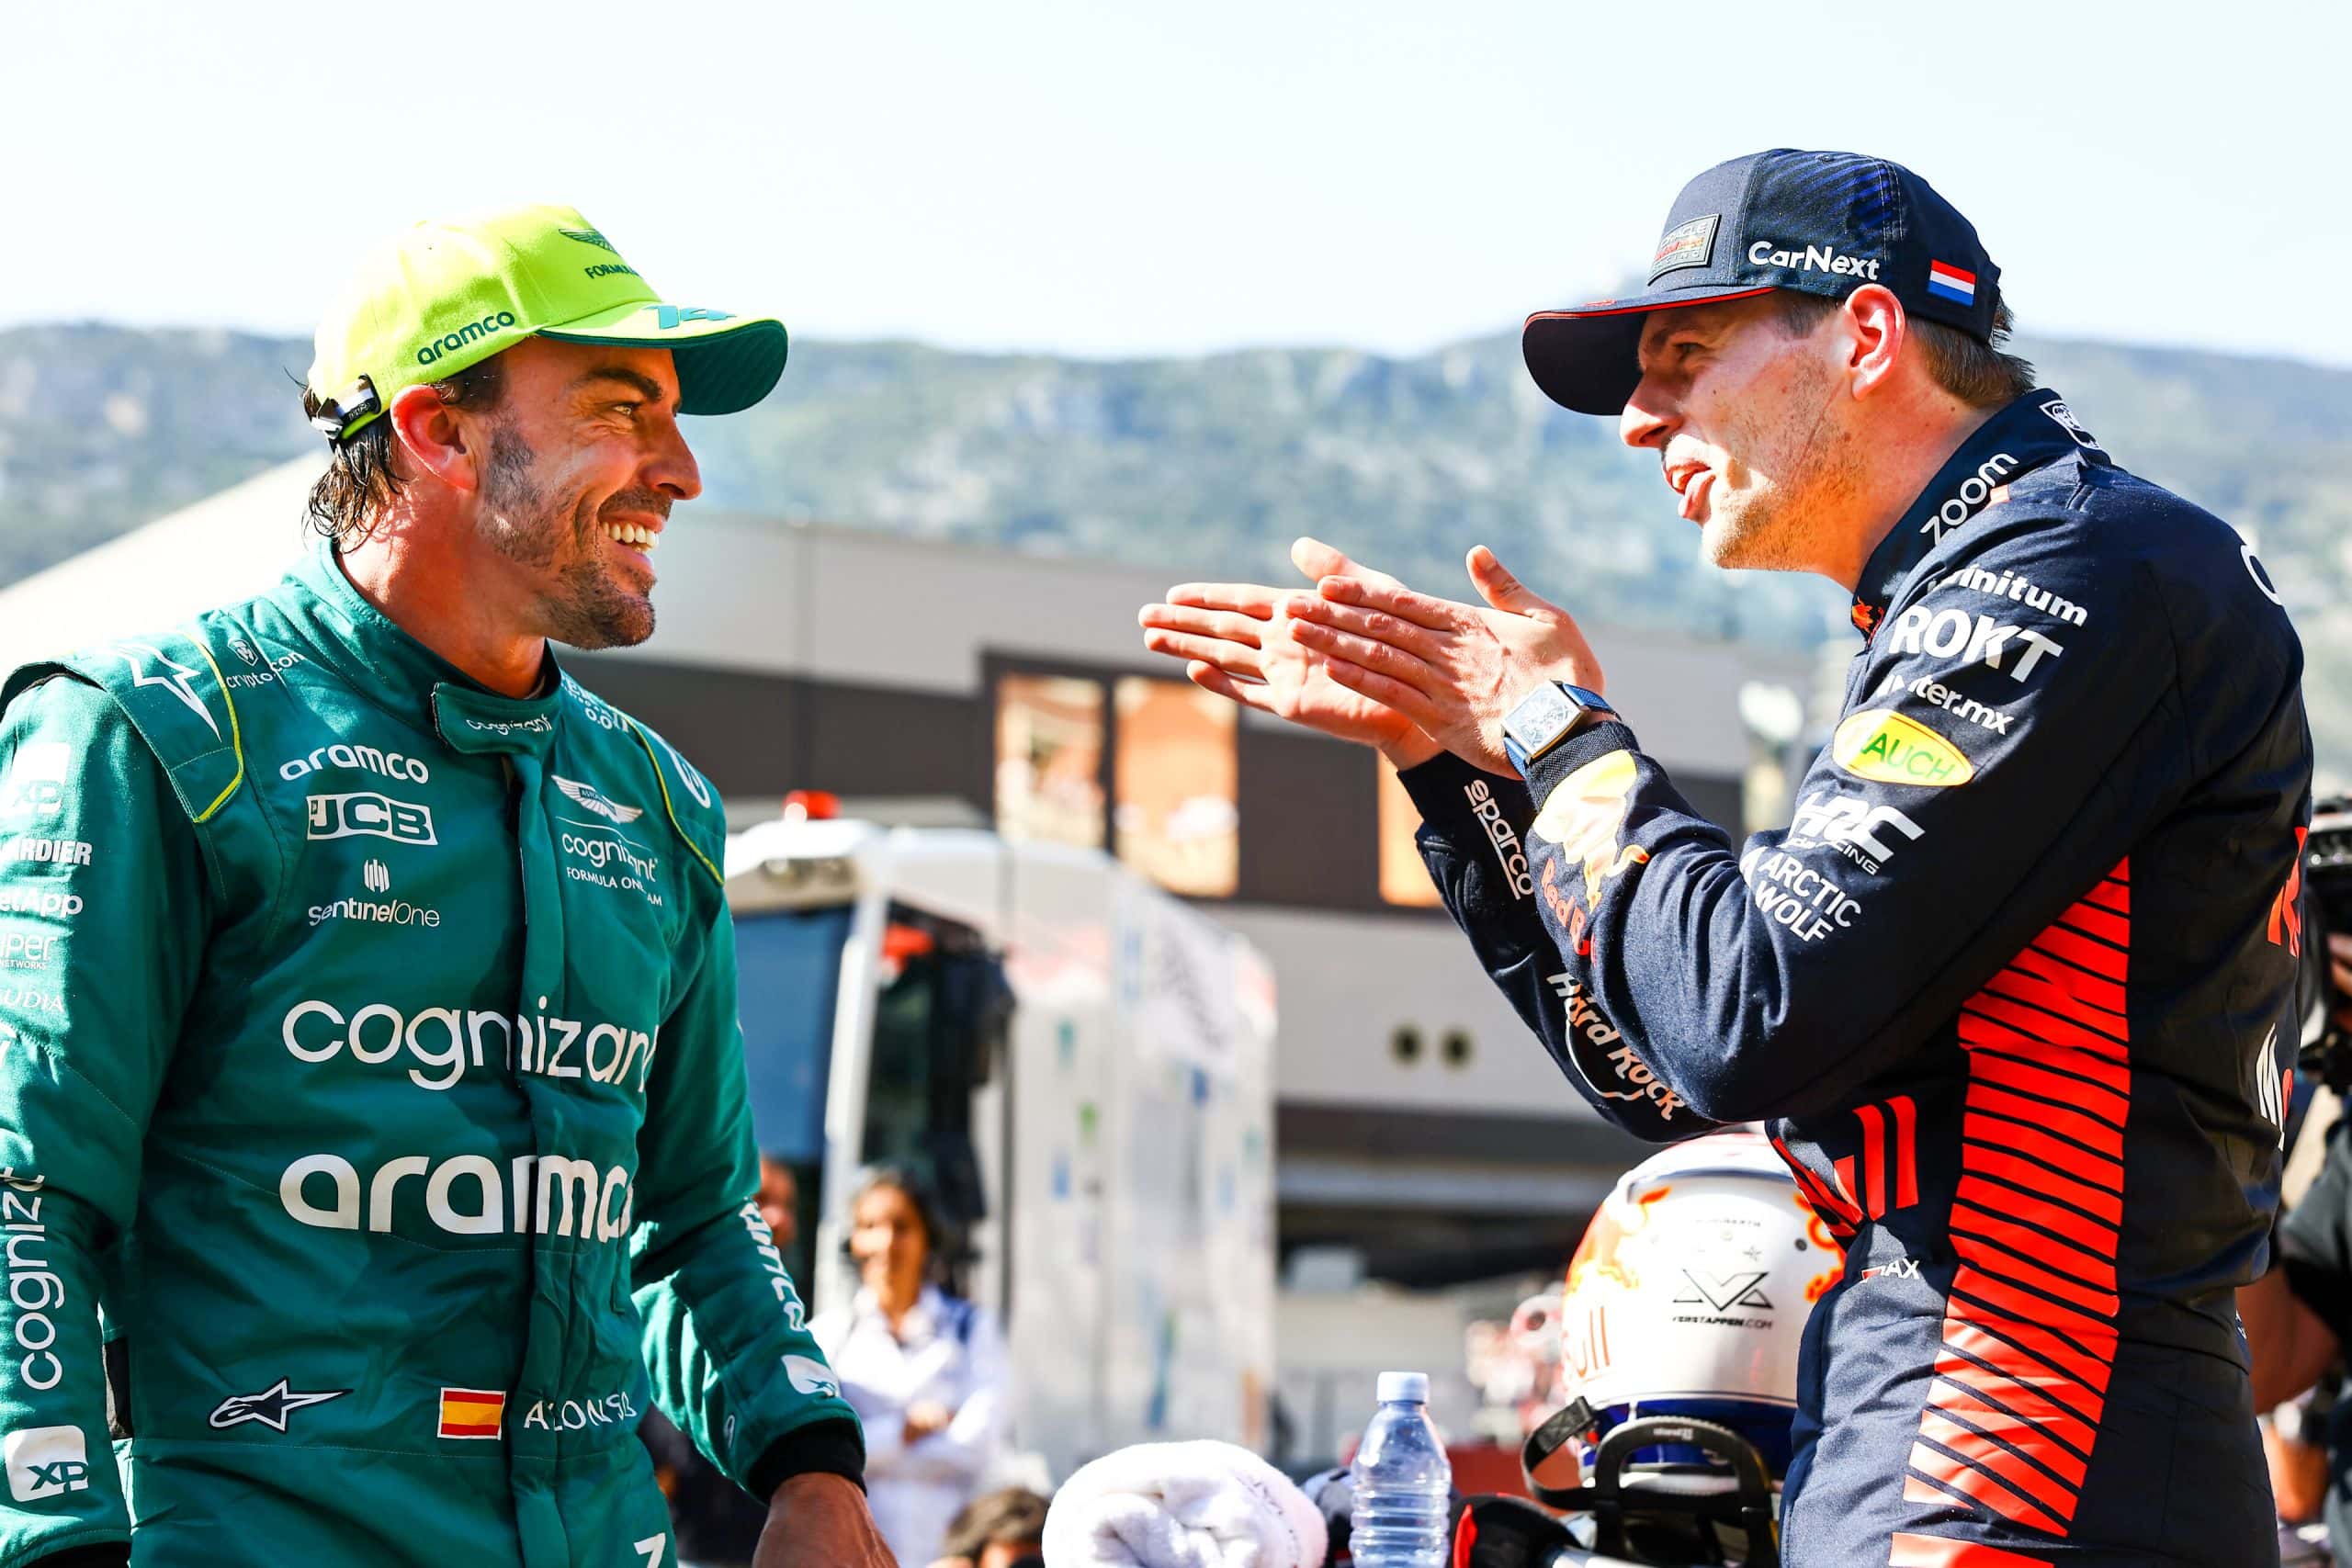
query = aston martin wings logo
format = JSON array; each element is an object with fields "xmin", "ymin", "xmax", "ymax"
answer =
[
  {"xmin": 553, "ymin": 775, "xmax": 644, "ymax": 824},
  {"xmin": 208, "ymin": 1378, "xmax": 349, "ymax": 1433},
  {"xmin": 107, "ymin": 641, "xmax": 220, "ymax": 739}
]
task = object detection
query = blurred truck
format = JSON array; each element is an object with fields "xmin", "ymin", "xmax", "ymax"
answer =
[{"xmin": 722, "ymin": 810, "xmax": 1278, "ymax": 1481}]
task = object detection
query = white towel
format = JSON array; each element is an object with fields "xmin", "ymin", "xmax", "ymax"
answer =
[{"xmin": 1043, "ymin": 1439, "xmax": 1329, "ymax": 1568}]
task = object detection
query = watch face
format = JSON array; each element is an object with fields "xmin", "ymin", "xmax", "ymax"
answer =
[{"xmin": 1504, "ymin": 683, "xmax": 1579, "ymax": 758}]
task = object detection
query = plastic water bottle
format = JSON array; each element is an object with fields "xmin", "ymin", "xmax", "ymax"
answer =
[{"xmin": 1350, "ymin": 1371, "xmax": 1452, "ymax": 1567}]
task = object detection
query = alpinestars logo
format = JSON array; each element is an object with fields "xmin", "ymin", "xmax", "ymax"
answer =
[
  {"xmin": 107, "ymin": 642, "xmax": 220, "ymax": 738},
  {"xmin": 554, "ymin": 776, "xmax": 644, "ymax": 824},
  {"xmin": 208, "ymin": 1379, "xmax": 350, "ymax": 1432}
]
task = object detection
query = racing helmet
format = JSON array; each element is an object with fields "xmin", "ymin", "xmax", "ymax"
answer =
[{"xmin": 1555, "ymin": 1129, "xmax": 1842, "ymax": 1478}]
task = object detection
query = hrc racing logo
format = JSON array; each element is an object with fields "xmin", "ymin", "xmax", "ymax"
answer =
[
  {"xmin": 1786, "ymin": 790, "xmax": 1924, "ymax": 874},
  {"xmin": 1882, "ymin": 605, "xmax": 2064, "ymax": 683},
  {"xmin": 1831, "ymin": 710, "xmax": 1973, "ymax": 788},
  {"xmin": 4, "ymin": 1426, "xmax": 86, "ymax": 1503},
  {"xmin": 281, "ymin": 998, "xmax": 660, "ymax": 1094},
  {"xmin": 307, "ymin": 792, "xmax": 437, "ymax": 845},
  {"xmin": 1464, "ymin": 778, "xmax": 1534, "ymax": 899},
  {"xmin": 1545, "ymin": 973, "xmax": 1687, "ymax": 1122}
]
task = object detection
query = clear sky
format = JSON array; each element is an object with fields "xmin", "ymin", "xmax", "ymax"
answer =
[{"xmin": 14, "ymin": 0, "xmax": 2346, "ymax": 367}]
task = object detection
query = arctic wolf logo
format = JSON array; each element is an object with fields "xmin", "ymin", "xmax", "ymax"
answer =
[
  {"xmin": 554, "ymin": 776, "xmax": 644, "ymax": 825},
  {"xmin": 1531, "ymin": 750, "xmax": 1651, "ymax": 907}
]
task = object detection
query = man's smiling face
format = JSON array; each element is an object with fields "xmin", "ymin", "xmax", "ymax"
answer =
[
  {"xmin": 1617, "ymin": 293, "xmax": 1862, "ymax": 572},
  {"xmin": 468, "ymin": 335, "xmax": 703, "ymax": 650}
]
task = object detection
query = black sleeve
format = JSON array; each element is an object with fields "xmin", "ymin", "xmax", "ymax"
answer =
[{"xmin": 1422, "ymin": 513, "xmax": 2190, "ymax": 1128}]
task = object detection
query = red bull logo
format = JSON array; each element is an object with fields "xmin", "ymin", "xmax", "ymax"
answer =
[{"xmin": 1532, "ymin": 750, "xmax": 1651, "ymax": 908}]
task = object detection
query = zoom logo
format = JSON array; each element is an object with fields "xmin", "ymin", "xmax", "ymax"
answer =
[{"xmin": 307, "ymin": 793, "xmax": 437, "ymax": 846}]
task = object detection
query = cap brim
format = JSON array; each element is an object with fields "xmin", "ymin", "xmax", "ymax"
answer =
[
  {"xmin": 538, "ymin": 300, "xmax": 789, "ymax": 416},
  {"xmin": 1521, "ymin": 285, "xmax": 1776, "ymax": 415}
]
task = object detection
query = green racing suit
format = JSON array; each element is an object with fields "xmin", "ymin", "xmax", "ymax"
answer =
[{"xmin": 0, "ymin": 546, "xmax": 863, "ymax": 1566}]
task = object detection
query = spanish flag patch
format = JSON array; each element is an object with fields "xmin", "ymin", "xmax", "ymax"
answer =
[{"xmin": 438, "ymin": 1388, "xmax": 506, "ymax": 1439}]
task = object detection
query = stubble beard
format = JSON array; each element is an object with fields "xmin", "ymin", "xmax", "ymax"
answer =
[
  {"xmin": 478, "ymin": 423, "xmax": 656, "ymax": 651},
  {"xmin": 1697, "ymin": 361, "xmax": 1857, "ymax": 574}
]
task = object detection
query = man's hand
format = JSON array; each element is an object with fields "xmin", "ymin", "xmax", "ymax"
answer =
[
  {"xmin": 1282, "ymin": 545, "xmax": 1605, "ymax": 774},
  {"xmin": 756, "ymin": 1472, "xmax": 894, "ymax": 1568},
  {"xmin": 1138, "ymin": 537, "xmax": 1441, "ymax": 769}
]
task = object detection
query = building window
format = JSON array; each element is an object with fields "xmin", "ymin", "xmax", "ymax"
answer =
[
  {"xmin": 1375, "ymin": 756, "xmax": 1442, "ymax": 908},
  {"xmin": 1113, "ymin": 677, "xmax": 1238, "ymax": 897},
  {"xmin": 994, "ymin": 673, "xmax": 1106, "ymax": 850}
]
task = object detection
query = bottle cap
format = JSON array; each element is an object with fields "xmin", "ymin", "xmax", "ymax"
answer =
[{"xmin": 1376, "ymin": 1371, "xmax": 1430, "ymax": 1404}]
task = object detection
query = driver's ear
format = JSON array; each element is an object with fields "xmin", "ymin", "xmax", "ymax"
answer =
[
  {"xmin": 1841, "ymin": 285, "xmax": 1905, "ymax": 399},
  {"xmin": 387, "ymin": 383, "xmax": 483, "ymax": 494}
]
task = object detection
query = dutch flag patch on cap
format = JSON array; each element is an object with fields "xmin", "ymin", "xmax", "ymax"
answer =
[{"xmin": 1926, "ymin": 261, "xmax": 1977, "ymax": 305}]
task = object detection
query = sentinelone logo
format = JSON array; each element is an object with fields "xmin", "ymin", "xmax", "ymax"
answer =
[{"xmin": 310, "ymin": 860, "xmax": 441, "ymax": 929}]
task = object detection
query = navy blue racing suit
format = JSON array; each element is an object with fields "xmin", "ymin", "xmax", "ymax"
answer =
[{"xmin": 1405, "ymin": 389, "xmax": 2311, "ymax": 1565}]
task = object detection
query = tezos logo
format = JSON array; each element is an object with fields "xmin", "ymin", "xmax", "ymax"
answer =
[
  {"xmin": 306, "ymin": 792, "xmax": 437, "ymax": 845},
  {"xmin": 6, "ymin": 1426, "xmax": 87, "ymax": 1502}
]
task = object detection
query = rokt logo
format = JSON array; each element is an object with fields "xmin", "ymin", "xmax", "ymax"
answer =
[{"xmin": 1883, "ymin": 606, "xmax": 2064, "ymax": 684}]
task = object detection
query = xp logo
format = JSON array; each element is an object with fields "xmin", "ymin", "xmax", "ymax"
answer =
[
  {"xmin": 307, "ymin": 793, "xmax": 436, "ymax": 846},
  {"xmin": 5, "ymin": 1426, "xmax": 88, "ymax": 1502},
  {"xmin": 0, "ymin": 744, "xmax": 68, "ymax": 822}
]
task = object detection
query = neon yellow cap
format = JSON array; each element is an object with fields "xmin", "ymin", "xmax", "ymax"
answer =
[{"xmin": 306, "ymin": 203, "xmax": 786, "ymax": 442}]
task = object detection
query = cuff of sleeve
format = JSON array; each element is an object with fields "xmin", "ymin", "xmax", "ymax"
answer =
[
  {"xmin": 1396, "ymin": 749, "xmax": 1509, "ymax": 824},
  {"xmin": 1516, "ymin": 718, "xmax": 1643, "ymax": 801},
  {"xmin": 747, "ymin": 1418, "xmax": 868, "ymax": 1503},
  {"xmin": 31, "ymin": 1547, "xmax": 131, "ymax": 1568}
]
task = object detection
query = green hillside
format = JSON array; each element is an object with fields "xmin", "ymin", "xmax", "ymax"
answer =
[{"xmin": 5, "ymin": 321, "xmax": 2346, "ymax": 765}]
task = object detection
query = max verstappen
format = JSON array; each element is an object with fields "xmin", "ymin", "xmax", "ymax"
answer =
[
  {"xmin": 1142, "ymin": 151, "xmax": 2311, "ymax": 1564},
  {"xmin": 0, "ymin": 207, "xmax": 891, "ymax": 1567}
]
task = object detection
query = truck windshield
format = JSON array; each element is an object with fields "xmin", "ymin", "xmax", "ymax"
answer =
[{"xmin": 733, "ymin": 906, "xmax": 854, "ymax": 1168}]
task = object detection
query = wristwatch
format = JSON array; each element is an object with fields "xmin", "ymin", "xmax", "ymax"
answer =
[{"xmin": 1502, "ymin": 682, "xmax": 1619, "ymax": 775}]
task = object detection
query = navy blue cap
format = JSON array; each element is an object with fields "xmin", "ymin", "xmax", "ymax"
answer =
[{"xmin": 1523, "ymin": 149, "xmax": 2004, "ymax": 415}]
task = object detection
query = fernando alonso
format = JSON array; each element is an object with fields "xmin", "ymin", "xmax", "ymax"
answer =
[{"xmin": 0, "ymin": 207, "xmax": 891, "ymax": 1566}]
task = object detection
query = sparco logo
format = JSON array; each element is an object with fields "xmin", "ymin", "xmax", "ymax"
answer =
[
  {"xmin": 1544, "ymin": 974, "xmax": 1686, "ymax": 1122},
  {"xmin": 1917, "ymin": 453, "xmax": 2019, "ymax": 543},
  {"xmin": 1747, "ymin": 240, "xmax": 1880, "ymax": 280},
  {"xmin": 279, "ymin": 742, "xmax": 430, "ymax": 784},
  {"xmin": 414, "ymin": 310, "xmax": 517, "ymax": 367},
  {"xmin": 280, "ymin": 1150, "xmax": 636, "ymax": 1242},
  {"xmin": 307, "ymin": 792, "xmax": 437, "ymax": 845},
  {"xmin": 1464, "ymin": 779, "xmax": 1534, "ymax": 899},
  {"xmin": 283, "ymin": 998, "xmax": 660, "ymax": 1094}
]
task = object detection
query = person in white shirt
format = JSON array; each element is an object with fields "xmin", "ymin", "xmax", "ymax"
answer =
[{"xmin": 811, "ymin": 1168, "xmax": 1010, "ymax": 1568}]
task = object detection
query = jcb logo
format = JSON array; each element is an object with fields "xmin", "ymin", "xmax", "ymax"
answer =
[{"xmin": 306, "ymin": 792, "xmax": 437, "ymax": 846}]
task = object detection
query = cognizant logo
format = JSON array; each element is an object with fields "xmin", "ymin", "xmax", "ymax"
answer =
[{"xmin": 282, "ymin": 998, "xmax": 659, "ymax": 1093}]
